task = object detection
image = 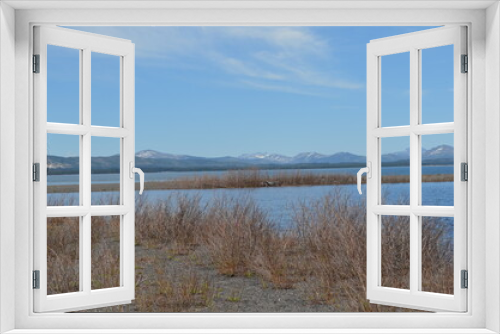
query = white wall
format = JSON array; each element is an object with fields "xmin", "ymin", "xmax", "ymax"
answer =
[
  {"xmin": 486, "ymin": 2, "xmax": 500, "ymax": 332},
  {"xmin": 0, "ymin": 2, "xmax": 16, "ymax": 333},
  {"xmin": 4, "ymin": 3, "xmax": 496, "ymax": 332}
]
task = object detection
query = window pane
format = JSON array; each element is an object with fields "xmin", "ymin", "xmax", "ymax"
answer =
[
  {"xmin": 421, "ymin": 217, "xmax": 454, "ymax": 294},
  {"xmin": 91, "ymin": 52, "xmax": 121, "ymax": 127},
  {"xmin": 381, "ymin": 52, "xmax": 410, "ymax": 127},
  {"xmin": 381, "ymin": 136, "xmax": 410, "ymax": 205},
  {"xmin": 381, "ymin": 215, "xmax": 410, "ymax": 290},
  {"xmin": 421, "ymin": 45, "xmax": 454, "ymax": 124},
  {"xmin": 91, "ymin": 215, "xmax": 121, "ymax": 290},
  {"xmin": 91, "ymin": 137, "xmax": 121, "ymax": 205},
  {"xmin": 421, "ymin": 133, "xmax": 454, "ymax": 206},
  {"xmin": 47, "ymin": 45, "xmax": 80, "ymax": 124},
  {"xmin": 47, "ymin": 217, "xmax": 80, "ymax": 295},
  {"xmin": 47, "ymin": 133, "xmax": 80, "ymax": 206}
]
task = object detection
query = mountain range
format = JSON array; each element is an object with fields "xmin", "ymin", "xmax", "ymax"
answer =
[{"xmin": 47, "ymin": 145, "xmax": 454, "ymax": 174}]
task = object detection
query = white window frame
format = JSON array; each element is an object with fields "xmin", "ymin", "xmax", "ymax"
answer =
[
  {"xmin": 33, "ymin": 26, "xmax": 136, "ymax": 313},
  {"xmin": 366, "ymin": 26, "xmax": 468, "ymax": 312},
  {"xmin": 1, "ymin": 1, "xmax": 499, "ymax": 333}
]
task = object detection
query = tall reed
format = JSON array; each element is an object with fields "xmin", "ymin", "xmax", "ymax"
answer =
[{"xmin": 48, "ymin": 170, "xmax": 454, "ymax": 193}]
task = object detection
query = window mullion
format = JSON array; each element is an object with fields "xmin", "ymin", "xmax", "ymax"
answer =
[
  {"xmin": 82, "ymin": 47, "xmax": 92, "ymax": 294},
  {"xmin": 78, "ymin": 48, "xmax": 85, "ymax": 291},
  {"xmin": 409, "ymin": 47, "xmax": 420, "ymax": 294}
]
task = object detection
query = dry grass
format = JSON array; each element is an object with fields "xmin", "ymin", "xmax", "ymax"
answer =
[
  {"xmin": 198, "ymin": 195, "xmax": 274, "ymax": 277},
  {"xmin": 135, "ymin": 194, "xmax": 204, "ymax": 254},
  {"xmin": 145, "ymin": 269, "xmax": 217, "ymax": 312},
  {"xmin": 47, "ymin": 190, "xmax": 453, "ymax": 312},
  {"xmin": 91, "ymin": 216, "xmax": 121, "ymax": 289},
  {"xmin": 47, "ymin": 217, "xmax": 80, "ymax": 295},
  {"xmin": 47, "ymin": 170, "xmax": 454, "ymax": 193}
]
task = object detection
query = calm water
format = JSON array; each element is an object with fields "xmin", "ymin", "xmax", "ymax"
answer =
[{"xmin": 48, "ymin": 166, "xmax": 454, "ymax": 230}]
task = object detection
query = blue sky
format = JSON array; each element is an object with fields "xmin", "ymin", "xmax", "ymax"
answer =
[{"xmin": 47, "ymin": 26, "xmax": 454, "ymax": 158}]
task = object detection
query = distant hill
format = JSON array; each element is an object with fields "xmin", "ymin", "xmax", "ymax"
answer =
[{"xmin": 47, "ymin": 145, "xmax": 454, "ymax": 175}]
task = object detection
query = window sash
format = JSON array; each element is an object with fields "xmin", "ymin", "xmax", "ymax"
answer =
[
  {"xmin": 366, "ymin": 26, "xmax": 468, "ymax": 312},
  {"xmin": 33, "ymin": 25, "xmax": 136, "ymax": 313}
]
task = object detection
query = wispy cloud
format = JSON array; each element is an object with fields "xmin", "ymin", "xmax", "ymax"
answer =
[
  {"xmin": 239, "ymin": 80, "xmax": 330, "ymax": 97},
  {"xmin": 254, "ymin": 51, "xmax": 362, "ymax": 89},
  {"xmin": 71, "ymin": 26, "xmax": 363, "ymax": 95},
  {"xmin": 212, "ymin": 55, "xmax": 284, "ymax": 81},
  {"xmin": 218, "ymin": 27, "xmax": 329, "ymax": 57}
]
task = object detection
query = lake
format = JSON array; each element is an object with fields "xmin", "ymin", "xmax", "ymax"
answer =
[{"xmin": 48, "ymin": 166, "xmax": 454, "ymax": 230}]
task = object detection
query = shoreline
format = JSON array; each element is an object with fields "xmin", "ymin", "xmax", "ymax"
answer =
[{"xmin": 47, "ymin": 173, "xmax": 454, "ymax": 194}]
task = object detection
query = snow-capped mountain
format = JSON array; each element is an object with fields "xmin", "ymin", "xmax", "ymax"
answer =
[
  {"xmin": 239, "ymin": 152, "xmax": 292, "ymax": 164},
  {"xmin": 314, "ymin": 152, "xmax": 366, "ymax": 164},
  {"xmin": 47, "ymin": 162, "xmax": 73, "ymax": 169},
  {"xmin": 423, "ymin": 145, "xmax": 454, "ymax": 160},
  {"xmin": 292, "ymin": 152, "xmax": 327, "ymax": 163},
  {"xmin": 47, "ymin": 145, "xmax": 454, "ymax": 174},
  {"xmin": 136, "ymin": 150, "xmax": 190, "ymax": 160},
  {"xmin": 239, "ymin": 151, "xmax": 366, "ymax": 164},
  {"xmin": 381, "ymin": 145, "xmax": 454, "ymax": 164}
]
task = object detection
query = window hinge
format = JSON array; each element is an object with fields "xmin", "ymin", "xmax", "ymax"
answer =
[
  {"xmin": 461, "ymin": 270, "xmax": 468, "ymax": 289},
  {"xmin": 33, "ymin": 163, "xmax": 40, "ymax": 182},
  {"xmin": 461, "ymin": 54, "xmax": 468, "ymax": 73},
  {"xmin": 461, "ymin": 162, "xmax": 468, "ymax": 181},
  {"xmin": 33, "ymin": 270, "xmax": 40, "ymax": 289},
  {"xmin": 33, "ymin": 54, "xmax": 40, "ymax": 73}
]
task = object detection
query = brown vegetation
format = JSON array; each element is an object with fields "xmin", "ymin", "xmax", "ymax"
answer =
[
  {"xmin": 47, "ymin": 191, "xmax": 453, "ymax": 312},
  {"xmin": 48, "ymin": 170, "xmax": 454, "ymax": 193}
]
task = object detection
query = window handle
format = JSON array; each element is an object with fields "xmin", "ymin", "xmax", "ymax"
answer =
[
  {"xmin": 129, "ymin": 162, "xmax": 145, "ymax": 195},
  {"xmin": 357, "ymin": 162, "xmax": 371, "ymax": 195}
]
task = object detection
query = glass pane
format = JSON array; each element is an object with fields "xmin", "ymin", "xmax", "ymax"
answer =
[
  {"xmin": 47, "ymin": 45, "xmax": 80, "ymax": 124},
  {"xmin": 381, "ymin": 136, "xmax": 410, "ymax": 205},
  {"xmin": 421, "ymin": 133, "xmax": 454, "ymax": 206},
  {"xmin": 47, "ymin": 217, "xmax": 80, "ymax": 295},
  {"xmin": 91, "ymin": 215, "xmax": 121, "ymax": 289},
  {"xmin": 47, "ymin": 134, "xmax": 80, "ymax": 206},
  {"xmin": 91, "ymin": 52, "xmax": 121, "ymax": 127},
  {"xmin": 91, "ymin": 137, "xmax": 121, "ymax": 205},
  {"xmin": 421, "ymin": 45, "xmax": 454, "ymax": 124},
  {"xmin": 381, "ymin": 52, "xmax": 410, "ymax": 127},
  {"xmin": 381, "ymin": 215, "xmax": 410, "ymax": 290},
  {"xmin": 421, "ymin": 217, "xmax": 454, "ymax": 294}
]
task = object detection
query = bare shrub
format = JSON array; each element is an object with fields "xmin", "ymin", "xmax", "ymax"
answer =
[
  {"xmin": 251, "ymin": 231, "xmax": 297, "ymax": 289},
  {"xmin": 421, "ymin": 217, "xmax": 454, "ymax": 294},
  {"xmin": 135, "ymin": 194, "xmax": 203, "ymax": 254},
  {"xmin": 47, "ymin": 195, "xmax": 78, "ymax": 206},
  {"xmin": 47, "ymin": 217, "xmax": 79, "ymax": 295},
  {"xmin": 293, "ymin": 190, "xmax": 453, "ymax": 312},
  {"xmin": 293, "ymin": 190, "xmax": 370, "ymax": 309},
  {"xmin": 91, "ymin": 216, "xmax": 121, "ymax": 289},
  {"xmin": 199, "ymin": 195, "xmax": 273, "ymax": 276},
  {"xmin": 380, "ymin": 216, "xmax": 411, "ymax": 290},
  {"xmin": 48, "ymin": 187, "xmax": 454, "ymax": 313}
]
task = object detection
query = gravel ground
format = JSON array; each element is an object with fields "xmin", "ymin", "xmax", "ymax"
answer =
[
  {"xmin": 163, "ymin": 251, "xmax": 337, "ymax": 313},
  {"xmin": 81, "ymin": 244, "xmax": 416, "ymax": 313},
  {"xmin": 82, "ymin": 244, "xmax": 340, "ymax": 313}
]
